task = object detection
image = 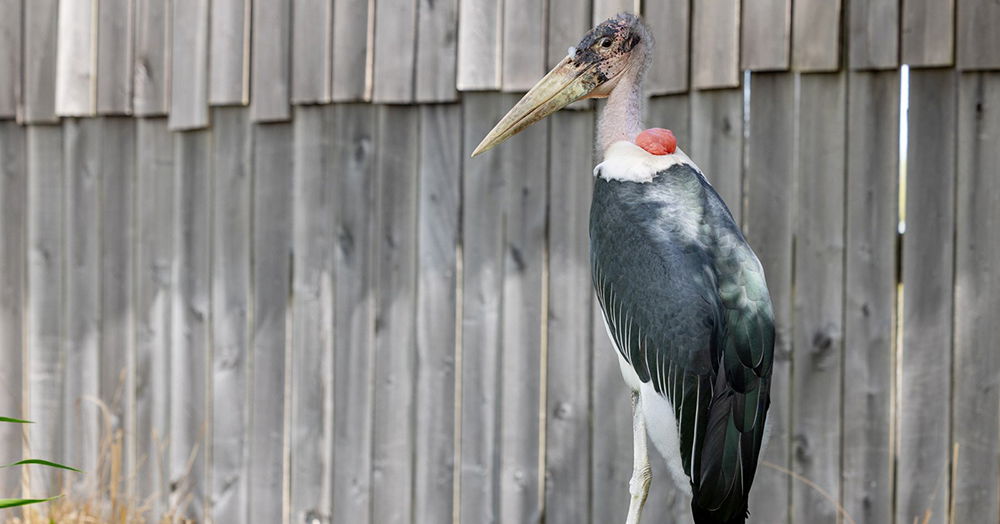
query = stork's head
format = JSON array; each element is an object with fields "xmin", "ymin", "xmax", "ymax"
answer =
[{"xmin": 472, "ymin": 13, "xmax": 652, "ymax": 157}]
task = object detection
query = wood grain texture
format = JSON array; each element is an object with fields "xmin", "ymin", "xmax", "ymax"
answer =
[
  {"xmin": 957, "ymin": 0, "xmax": 1000, "ymax": 70},
  {"xmin": 97, "ymin": 0, "xmax": 134, "ymax": 114},
  {"xmin": 330, "ymin": 104, "xmax": 376, "ymax": 524},
  {"xmin": 953, "ymin": 72, "xmax": 1000, "ymax": 522},
  {"xmin": 897, "ymin": 68, "xmax": 956, "ymax": 524},
  {"xmin": 372, "ymin": 0, "xmax": 417, "ymax": 102},
  {"xmin": 691, "ymin": 0, "xmax": 740, "ymax": 89},
  {"xmin": 741, "ymin": 0, "xmax": 791, "ymax": 70},
  {"xmin": 743, "ymin": 72, "xmax": 794, "ymax": 524},
  {"xmin": 849, "ymin": 0, "xmax": 899, "ymax": 69},
  {"xmin": 250, "ymin": 0, "xmax": 291, "ymax": 121},
  {"xmin": 502, "ymin": 0, "xmax": 546, "ymax": 91},
  {"xmin": 55, "ymin": 0, "xmax": 97, "ymax": 116},
  {"xmin": 690, "ymin": 88, "xmax": 743, "ymax": 224},
  {"xmin": 457, "ymin": 0, "xmax": 501, "ymax": 90},
  {"xmin": 210, "ymin": 107, "xmax": 252, "ymax": 524},
  {"xmin": 842, "ymin": 70, "xmax": 898, "ymax": 524},
  {"xmin": 547, "ymin": 0, "xmax": 590, "ymax": 69},
  {"xmin": 170, "ymin": 0, "xmax": 210, "ymax": 130},
  {"xmin": 593, "ymin": 0, "xmax": 636, "ymax": 24},
  {"xmin": 901, "ymin": 0, "xmax": 954, "ymax": 67},
  {"xmin": 291, "ymin": 0, "xmax": 332, "ymax": 104},
  {"xmin": 209, "ymin": 0, "xmax": 250, "ymax": 105},
  {"xmin": 792, "ymin": 0, "xmax": 842, "ymax": 71},
  {"xmin": 415, "ymin": 0, "xmax": 459, "ymax": 101},
  {"xmin": 331, "ymin": 0, "xmax": 370, "ymax": 101},
  {"xmin": 22, "ymin": 0, "xmax": 59, "ymax": 123},
  {"xmin": 646, "ymin": 94, "xmax": 691, "ymax": 150},
  {"xmin": 134, "ymin": 117, "xmax": 174, "ymax": 518},
  {"xmin": 644, "ymin": 0, "xmax": 691, "ymax": 94},
  {"xmin": 134, "ymin": 0, "xmax": 171, "ymax": 116},
  {"xmin": 0, "ymin": 0, "xmax": 20, "ymax": 118},
  {"xmin": 414, "ymin": 103, "xmax": 461, "ymax": 524},
  {"xmin": 791, "ymin": 73, "xmax": 846, "ymax": 524},
  {"xmin": 171, "ymin": 129, "xmax": 211, "ymax": 521}
]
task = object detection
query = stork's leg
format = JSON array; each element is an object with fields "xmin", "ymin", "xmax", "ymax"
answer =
[{"xmin": 625, "ymin": 391, "xmax": 652, "ymax": 524}]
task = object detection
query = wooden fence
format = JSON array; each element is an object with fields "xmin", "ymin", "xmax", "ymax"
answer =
[{"xmin": 0, "ymin": 0, "xmax": 998, "ymax": 523}]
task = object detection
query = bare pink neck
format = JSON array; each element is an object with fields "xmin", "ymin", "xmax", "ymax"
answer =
[{"xmin": 597, "ymin": 64, "xmax": 644, "ymax": 154}]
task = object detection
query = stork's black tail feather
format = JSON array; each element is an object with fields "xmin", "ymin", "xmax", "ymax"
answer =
[{"xmin": 691, "ymin": 503, "xmax": 748, "ymax": 524}]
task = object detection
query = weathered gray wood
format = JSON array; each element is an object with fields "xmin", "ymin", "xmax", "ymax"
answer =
[
  {"xmin": 741, "ymin": 0, "xmax": 791, "ymax": 70},
  {"xmin": 209, "ymin": 0, "xmax": 250, "ymax": 105},
  {"xmin": 331, "ymin": 104, "xmax": 376, "ymax": 524},
  {"xmin": 842, "ymin": 70, "xmax": 898, "ymax": 524},
  {"xmin": 97, "ymin": 0, "xmax": 133, "ymax": 114},
  {"xmin": 457, "ymin": 0, "xmax": 501, "ymax": 90},
  {"xmin": 901, "ymin": 0, "xmax": 954, "ymax": 67},
  {"xmin": 957, "ymin": 0, "xmax": 1000, "ymax": 70},
  {"xmin": 743, "ymin": 72, "xmax": 794, "ymax": 524},
  {"xmin": 502, "ymin": 0, "xmax": 546, "ymax": 91},
  {"xmin": 331, "ymin": 0, "xmax": 370, "ymax": 101},
  {"xmin": 0, "ymin": 0, "xmax": 21, "ymax": 118},
  {"xmin": 459, "ymin": 92, "xmax": 507, "ymax": 523},
  {"xmin": 792, "ymin": 0, "xmax": 842, "ymax": 71},
  {"xmin": 415, "ymin": 0, "xmax": 459, "ymax": 101},
  {"xmin": 849, "ymin": 0, "xmax": 899, "ymax": 69},
  {"xmin": 372, "ymin": 0, "xmax": 417, "ymax": 102},
  {"xmin": 210, "ymin": 107, "xmax": 252, "ymax": 524},
  {"xmin": 690, "ymin": 88, "xmax": 743, "ymax": 224},
  {"xmin": 134, "ymin": 117, "xmax": 174, "ymax": 517},
  {"xmin": 289, "ymin": 106, "xmax": 335, "ymax": 523},
  {"xmin": 250, "ymin": 0, "xmax": 291, "ymax": 121},
  {"xmin": 547, "ymin": 0, "xmax": 590, "ymax": 69},
  {"xmin": 170, "ymin": 0, "xmax": 210, "ymax": 130},
  {"xmin": 544, "ymin": 109, "xmax": 593, "ymax": 524},
  {"xmin": 791, "ymin": 72, "xmax": 846, "ymax": 524},
  {"xmin": 371, "ymin": 105, "xmax": 420, "ymax": 524},
  {"xmin": 414, "ymin": 103, "xmax": 460, "ymax": 524},
  {"xmin": 171, "ymin": 129, "xmax": 211, "ymax": 520},
  {"xmin": 897, "ymin": 68, "xmax": 956, "ymax": 524},
  {"xmin": 952, "ymin": 71, "xmax": 1000, "ymax": 522},
  {"xmin": 22, "ymin": 0, "xmax": 59, "ymax": 123},
  {"xmin": 646, "ymin": 94, "xmax": 691, "ymax": 149},
  {"xmin": 691, "ymin": 0, "xmax": 740, "ymax": 89},
  {"xmin": 644, "ymin": 0, "xmax": 691, "ymax": 94},
  {"xmin": 134, "ymin": 0, "xmax": 171, "ymax": 116},
  {"xmin": 592, "ymin": 0, "xmax": 635, "ymax": 24},
  {"xmin": 55, "ymin": 0, "xmax": 96, "ymax": 116},
  {"xmin": 291, "ymin": 0, "xmax": 332, "ymax": 104}
]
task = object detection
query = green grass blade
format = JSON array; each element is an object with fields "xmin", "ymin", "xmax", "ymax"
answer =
[
  {"xmin": 0, "ymin": 495, "xmax": 62, "ymax": 509},
  {"xmin": 0, "ymin": 417, "xmax": 33, "ymax": 424},
  {"xmin": 2, "ymin": 459, "xmax": 82, "ymax": 473}
]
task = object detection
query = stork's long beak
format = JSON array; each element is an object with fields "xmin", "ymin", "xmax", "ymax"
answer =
[{"xmin": 471, "ymin": 57, "xmax": 602, "ymax": 157}]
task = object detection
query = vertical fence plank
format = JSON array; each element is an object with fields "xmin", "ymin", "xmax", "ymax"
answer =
[
  {"xmin": 414, "ymin": 103, "xmax": 461, "ymax": 524},
  {"xmin": 372, "ymin": 0, "xmax": 417, "ymax": 103},
  {"xmin": 97, "ymin": 0, "xmax": 134, "ymax": 114},
  {"xmin": 415, "ymin": 0, "xmax": 459, "ymax": 102},
  {"xmin": 292, "ymin": 0, "xmax": 333, "ymax": 104},
  {"xmin": 842, "ymin": 70, "xmax": 898, "ymax": 524},
  {"xmin": 22, "ymin": 0, "xmax": 59, "ymax": 123},
  {"xmin": 248, "ymin": 123, "xmax": 293, "ymax": 524},
  {"xmin": 792, "ymin": 0, "xmax": 842, "ymax": 71},
  {"xmin": 0, "ymin": 0, "xmax": 20, "ymax": 118},
  {"xmin": 690, "ymin": 88, "xmax": 743, "ymax": 223},
  {"xmin": 250, "ymin": 0, "xmax": 291, "ymax": 121},
  {"xmin": 170, "ymin": 0, "xmax": 210, "ymax": 130},
  {"xmin": 957, "ymin": 0, "xmax": 1000, "ymax": 70},
  {"xmin": 646, "ymin": 94, "xmax": 691, "ymax": 149},
  {"xmin": 644, "ymin": 0, "xmax": 691, "ymax": 94},
  {"xmin": 691, "ymin": 0, "xmax": 740, "ymax": 89},
  {"xmin": 545, "ymin": 109, "xmax": 593, "ymax": 524},
  {"xmin": 547, "ymin": 0, "xmax": 590, "ymax": 69},
  {"xmin": 457, "ymin": 0, "xmax": 501, "ymax": 90},
  {"xmin": 210, "ymin": 0, "xmax": 250, "ymax": 105},
  {"xmin": 460, "ymin": 92, "xmax": 507, "ymax": 524},
  {"xmin": 331, "ymin": 104, "xmax": 376, "ymax": 524},
  {"xmin": 55, "ymin": 0, "xmax": 96, "ymax": 116},
  {"xmin": 502, "ymin": 0, "xmax": 546, "ymax": 91},
  {"xmin": 593, "ymin": 0, "xmax": 635, "ymax": 24},
  {"xmin": 171, "ymin": 129, "xmax": 211, "ymax": 521},
  {"xmin": 331, "ymin": 0, "xmax": 370, "ymax": 101},
  {"xmin": 744, "ymin": 72, "xmax": 794, "ymax": 524},
  {"xmin": 134, "ymin": 117, "xmax": 174, "ymax": 517},
  {"xmin": 953, "ymin": 72, "xmax": 1000, "ymax": 523},
  {"xmin": 210, "ymin": 107, "xmax": 252, "ymax": 524},
  {"xmin": 134, "ymin": 0, "xmax": 170, "ymax": 116},
  {"xmin": 791, "ymin": 72, "xmax": 846, "ymax": 524},
  {"xmin": 848, "ymin": 0, "xmax": 899, "ymax": 69},
  {"xmin": 897, "ymin": 68, "xmax": 956, "ymax": 524},
  {"xmin": 901, "ymin": 0, "xmax": 954, "ymax": 67},
  {"xmin": 741, "ymin": 0, "xmax": 790, "ymax": 70}
]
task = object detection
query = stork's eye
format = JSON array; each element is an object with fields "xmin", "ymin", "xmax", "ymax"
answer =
[{"xmin": 597, "ymin": 37, "xmax": 613, "ymax": 48}]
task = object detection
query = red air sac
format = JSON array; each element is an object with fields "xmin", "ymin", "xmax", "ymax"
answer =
[{"xmin": 635, "ymin": 128, "xmax": 677, "ymax": 155}]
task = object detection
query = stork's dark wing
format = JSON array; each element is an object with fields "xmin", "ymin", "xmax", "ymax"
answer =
[{"xmin": 590, "ymin": 164, "xmax": 773, "ymax": 522}]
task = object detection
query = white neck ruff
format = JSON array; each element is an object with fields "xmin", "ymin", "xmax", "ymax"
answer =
[{"xmin": 593, "ymin": 141, "xmax": 701, "ymax": 183}]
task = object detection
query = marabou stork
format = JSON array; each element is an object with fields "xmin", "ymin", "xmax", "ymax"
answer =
[{"xmin": 472, "ymin": 13, "xmax": 774, "ymax": 524}]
